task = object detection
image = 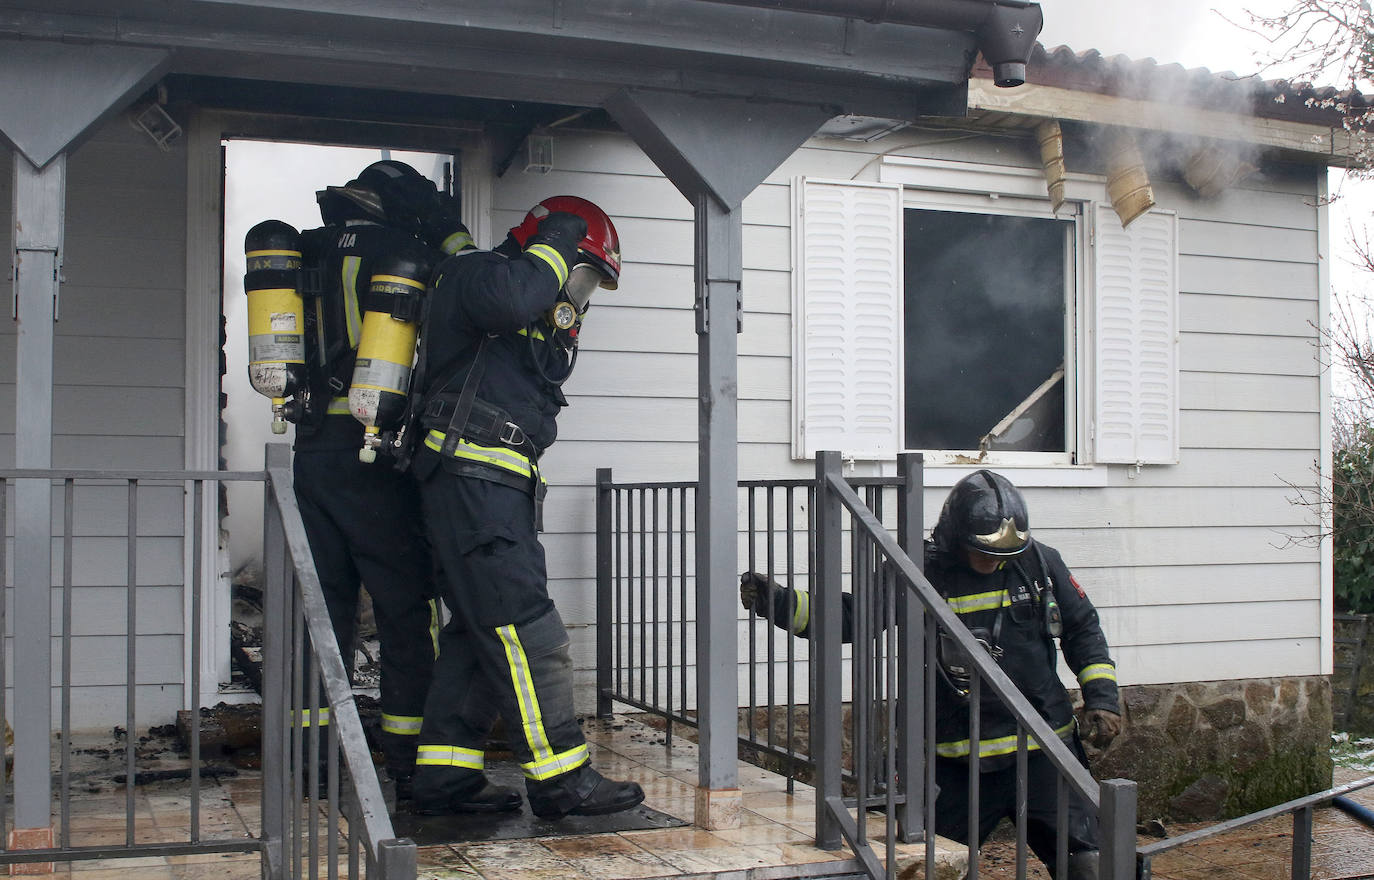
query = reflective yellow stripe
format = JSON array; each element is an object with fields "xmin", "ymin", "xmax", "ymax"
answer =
[
  {"xmin": 439, "ymin": 230, "xmax": 475, "ymax": 255},
  {"xmin": 342, "ymin": 256, "xmax": 363, "ymax": 346},
  {"xmin": 1078, "ymin": 663, "xmax": 1117, "ymax": 685},
  {"xmin": 496, "ymin": 624, "xmax": 553, "ymax": 765},
  {"xmin": 936, "ymin": 719, "xmax": 1076, "ymax": 760},
  {"xmin": 293, "ymin": 707, "xmax": 331, "ymax": 728},
  {"xmin": 520, "ymin": 743, "xmax": 590, "ymax": 781},
  {"xmin": 524, "ymin": 243, "xmax": 569, "ymax": 286},
  {"xmin": 791, "ymin": 588, "xmax": 810, "ymax": 635},
  {"xmin": 495, "ymin": 624, "xmax": 588, "ymax": 780},
  {"xmin": 424, "ymin": 430, "xmax": 535, "ymax": 479},
  {"xmin": 517, "ymin": 326, "xmax": 548, "ymax": 342},
  {"xmin": 326, "ymin": 395, "xmax": 351, "ymax": 415},
  {"xmin": 946, "ymin": 590, "xmax": 1012, "ymax": 615},
  {"xmin": 415, "ymin": 744, "xmax": 484, "ymax": 769},
  {"xmin": 381, "ymin": 714, "xmax": 423, "ymax": 736}
]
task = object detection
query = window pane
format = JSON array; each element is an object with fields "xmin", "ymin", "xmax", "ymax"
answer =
[{"xmin": 903, "ymin": 209, "xmax": 1068, "ymax": 452}]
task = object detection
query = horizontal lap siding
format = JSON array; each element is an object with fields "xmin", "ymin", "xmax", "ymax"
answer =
[
  {"xmin": 2, "ymin": 121, "xmax": 190, "ymax": 727},
  {"xmin": 1114, "ymin": 186, "xmax": 1325, "ymax": 683},
  {"xmin": 537, "ymin": 131, "xmax": 1327, "ymax": 704}
]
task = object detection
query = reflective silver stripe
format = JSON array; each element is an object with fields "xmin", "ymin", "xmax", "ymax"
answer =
[
  {"xmin": 415, "ymin": 744, "xmax": 484, "ymax": 769},
  {"xmin": 439, "ymin": 230, "xmax": 475, "ymax": 255},
  {"xmin": 791, "ymin": 588, "xmax": 811, "ymax": 635},
  {"xmin": 936, "ymin": 719, "xmax": 1076, "ymax": 759},
  {"xmin": 423, "ymin": 430, "xmax": 535, "ymax": 479},
  {"xmin": 524, "ymin": 243, "xmax": 569, "ymax": 286},
  {"xmin": 341, "ymin": 255, "xmax": 363, "ymax": 347},
  {"xmin": 381, "ymin": 714, "xmax": 423, "ymax": 736},
  {"xmin": 1078, "ymin": 663, "xmax": 1117, "ymax": 685},
  {"xmin": 520, "ymin": 743, "xmax": 590, "ymax": 781},
  {"xmin": 495, "ymin": 624, "xmax": 557, "ymax": 772},
  {"xmin": 326, "ymin": 395, "xmax": 351, "ymax": 415},
  {"xmin": 946, "ymin": 590, "xmax": 1011, "ymax": 615},
  {"xmin": 293, "ymin": 707, "xmax": 331, "ymax": 728}
]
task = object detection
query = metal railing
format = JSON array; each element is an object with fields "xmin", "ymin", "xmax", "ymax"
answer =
[
  {"xmin": 1137, "ymin": 775, "xmax": 1374, "ymax": 879},
  {"xmin": 594, "ymin": 451, "xmax": 1139, "ymax": 879},
  {"xmin": 261, "ymin": 442, "xmax": 416, "ymax": 880},
  {"xmin": 0, "ymin": 445, "xmax": 413, "ymax": 879}
]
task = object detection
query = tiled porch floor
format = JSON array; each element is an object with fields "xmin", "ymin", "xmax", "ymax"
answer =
[
  {"xmin": 10, "ymin": 715, "xmax": 1374, "ymax": 879},
  {"xmin": 6, "ymin": 714, "xmax": 954, "ymax": 879}
]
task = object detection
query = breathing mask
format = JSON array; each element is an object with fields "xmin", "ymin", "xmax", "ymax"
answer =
[{"xmin": 545, "ymin": 263, "xmax": 603, "ymax": 341}]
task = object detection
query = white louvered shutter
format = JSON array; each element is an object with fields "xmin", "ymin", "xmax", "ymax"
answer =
[
  {"xmin": 793, "ymin": 179, "xmax": 903, "ymax": 460},
  {"xmin": 1092, "ymin": 205, "xmax": 1178, "ymax": 464}
]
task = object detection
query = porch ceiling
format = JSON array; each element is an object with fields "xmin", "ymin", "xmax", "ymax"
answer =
[{"xmin": 0, "ymin": 0, "xmax": 996, "ymax": 129}]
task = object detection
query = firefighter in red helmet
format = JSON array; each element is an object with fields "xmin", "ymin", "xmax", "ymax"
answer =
[{"xmin": 407, "ymin": 195, "xmax": 643, "ymax": 818}]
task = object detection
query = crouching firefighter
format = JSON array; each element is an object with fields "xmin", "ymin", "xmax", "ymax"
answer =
[
  {"xmin": 248, "ymin": 159, "xmax": 479, "ymax": 803},
  {"xmin": 404, "ymin": 195, "xmax": 645, "ymax": 819},
  {"xmin": 739, "ymin": 470, "xmax": 1122, "ymax": 880}
]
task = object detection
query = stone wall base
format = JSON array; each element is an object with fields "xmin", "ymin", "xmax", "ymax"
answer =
[
  {"xmin": 724, "ymin": 675, "xmax": 1333, "ymax": 823},
  {"xmin": 1090, "ymin": 675, "xmax": 1332, "ymax": 821}
]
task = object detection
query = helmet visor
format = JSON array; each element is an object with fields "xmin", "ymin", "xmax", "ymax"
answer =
[{"xmin": 565, "ymin": 263, "xmax": 604, "ymax": 312}]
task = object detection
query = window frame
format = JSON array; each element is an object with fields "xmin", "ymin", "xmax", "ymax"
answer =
[{"xmin": 899, "ymin": 187, "xmax": 1088, "ymax": 468}]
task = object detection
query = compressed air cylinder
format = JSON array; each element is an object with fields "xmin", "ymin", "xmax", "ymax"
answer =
[
  {"xmin": 349, "ymin": 250, "xmax": 431, "ymax": 463},
  {"xmin": 244, "ymin": 220, "xmax": 306, "ymax": 434}
]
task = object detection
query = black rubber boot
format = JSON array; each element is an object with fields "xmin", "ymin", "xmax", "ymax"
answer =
[
  {"xmin": 1065, "ymin": 849, "xmax": 1099, "ymax": 880},
  {"xmin": 527, "ymin": 764, "xmax": 645, "ymax": 820},
  {"xmin": 387, "ymin": 767, "xmax": 414, "ymax": 803},
  {"xmin": 411, "ymin": 774, "xmax": 522, "ymax": 815}
]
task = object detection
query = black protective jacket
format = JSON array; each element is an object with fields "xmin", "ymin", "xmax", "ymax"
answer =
[
  {"xmin": 413, "ymin": 242, "xmax": 573, "ymax": 462},
  {"xmin": 756, "ymin": 539, "xmax": 1118, "ymax": 770}
]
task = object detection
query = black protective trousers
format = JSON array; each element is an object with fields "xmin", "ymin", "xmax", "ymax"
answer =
[
  {"xmin": 292, "ymin": 445, "xmax": 437, "ymax": 775},
  {"xmin": 933, "ymin": 736, "xmax": 1099, "ymax": 876},
  {"xmin": 411, "ymin": 467, "xmax": 589, "ymax": 801}
]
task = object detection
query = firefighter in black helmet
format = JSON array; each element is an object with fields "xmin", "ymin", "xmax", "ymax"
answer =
[
  {"xmin": 277, "ymin": 159, "xmax": 516, "ymax": 808},
  {"xmin": 740, "ymin": 470, "xmax": 1121, "ymax": 880},
  {"xmin": 405, "ymin": 196, "xmax": 644, "ymax": 819}
]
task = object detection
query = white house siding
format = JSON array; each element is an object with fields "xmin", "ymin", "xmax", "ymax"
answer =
[
  {"xmin": 501, "ymin": 127, "xmax": 1326, "ymax": 710},
  {"xmin": 2, "ymin": 118, "xmax": 190, "ymax": 729},
  {"xmin": 7, "ymin": 114, "xmax": 1324, "ymax": 723}
]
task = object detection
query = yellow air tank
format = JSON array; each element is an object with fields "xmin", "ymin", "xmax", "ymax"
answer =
[
  {"xmin": 350, "ymin": 249, "xmax": 432, "ymax": 463},
  {"xmin": 244, "ymin": 220, "xmax": 306, "ymax": 434}
]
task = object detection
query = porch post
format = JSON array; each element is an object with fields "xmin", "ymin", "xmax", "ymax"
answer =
[
  {"xmin": 693, "ymin": 192, "xmax": 743, "ymax": 824},
  {"xmin": 11, "ymin": 154, "xmax": 64, "ymax": 842},
  {"xmin": 602, "ymin": 86, "xmax": 833, "ymax": 830}
]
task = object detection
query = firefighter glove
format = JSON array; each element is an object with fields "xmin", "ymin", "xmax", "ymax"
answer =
[
  {"xmin": 528, "ymin": 211, "xmax": 587, "ymax": 255},
  {"xmin": 739, "ymin": 571, "xmax": 775, "ymax": 615},
  {"xmin": 1082, "ymin": 708, "xmax": 1122, "ymax": 748}
]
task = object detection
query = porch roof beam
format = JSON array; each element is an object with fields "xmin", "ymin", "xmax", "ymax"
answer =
[{"xmin": 0, "ymin": 0, "xmax": 992, "ymax": 121}]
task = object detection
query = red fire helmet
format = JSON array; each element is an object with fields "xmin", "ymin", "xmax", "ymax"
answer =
[{"xmin": 509, "ymin": 195, "xmax": 621, "ymax": 290}]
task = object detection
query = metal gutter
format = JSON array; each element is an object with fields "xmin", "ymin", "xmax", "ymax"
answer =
[{"xmin": 693, "ymin": 0, "xmax": 1043, "ymax": 85}]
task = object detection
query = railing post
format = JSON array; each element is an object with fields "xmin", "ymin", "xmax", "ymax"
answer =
[
  {"xmin": 1099, "ymin": 778, "xmax": 1138, "ymax": 880},
  {"xmin": 374, "ymin": 838, "xmax": 418, "ymax": 880},
  {"xmin": 596, "ymin": 468, "xmax": 614, "ymax": 718},
  {"xmin": 814, "ymin": 451, "xmax": 844, "ymax": 850},
  {"xmin": 895, "ymin": 452, "xmax": 924, "ymax": 844},
  {"xmin": 260, "ymin": 443, "xmax": 293, "ymax": 880},
  {"xmin": 1291, "ymin": 805, "xmax": 1313, "ymax": 880}
]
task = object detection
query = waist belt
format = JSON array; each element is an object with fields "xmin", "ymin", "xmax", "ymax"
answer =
[{"xmin": 421, "ymin": 394, "xmax": 540, "ymax": 464}]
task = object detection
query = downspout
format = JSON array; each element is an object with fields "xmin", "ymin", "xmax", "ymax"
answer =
[{"xmin": 693, "ymin": 0, "xmax": 1043, "ymax": 86}]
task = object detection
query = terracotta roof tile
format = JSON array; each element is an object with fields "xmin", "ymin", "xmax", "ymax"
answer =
[{"xmin": 972, "ymin": 42, "xmax": 1369, "ymax": 127}]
